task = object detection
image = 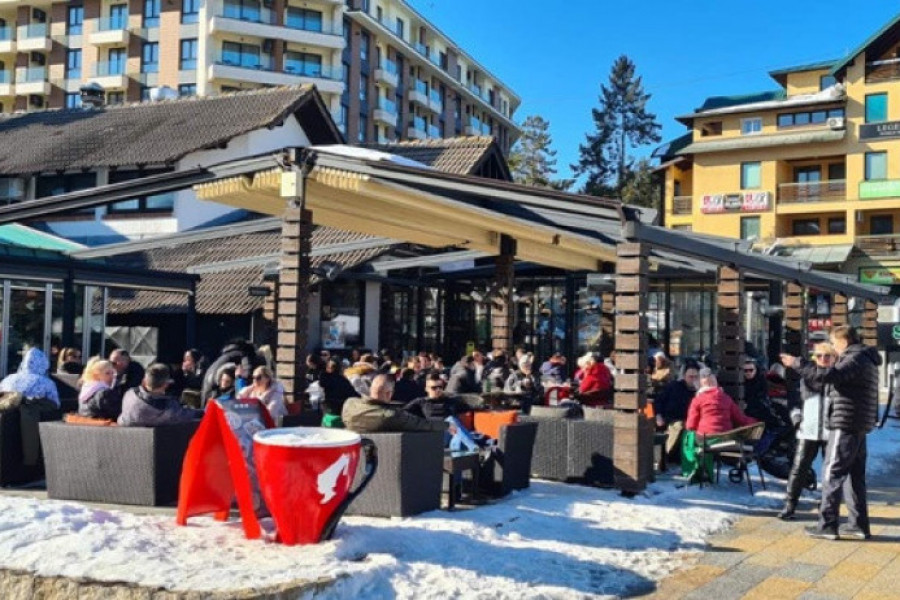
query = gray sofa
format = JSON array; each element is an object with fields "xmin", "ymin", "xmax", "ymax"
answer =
[
  {"xmin": 40, "ymin": 420, "xmax": 199, "ymax": 506},
  {"xmin": 345, "ymin": 430, "xmax": 444, "ymax": 518}
]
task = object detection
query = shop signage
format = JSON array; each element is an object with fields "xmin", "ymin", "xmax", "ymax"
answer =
[
  {"xmin": 701, "ymin": 191, "xmax": 770, "ymax": 214},
  {"xmin": 859, "ymin": 179, "xmax": 900, "ymax": 199},
  {"xmin": 859, "ymin": 120, "xmax": 900, "ymax": 140},
  {"xmin": 859, "ymin": 266, "xmax": 900, "ymax": 284},
  {"xmin": 877, "ymin": 323, "xmax": 900, "ymax": 349}
]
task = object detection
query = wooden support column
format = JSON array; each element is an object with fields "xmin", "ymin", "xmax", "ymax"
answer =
[
  {"xmin": 831, "ymin": 293, "xmax": 849, "ymax": 328},
  {"xmin": 600, "ymin": 290, "xmax": 615, "ymax": 359},
  {"xmin": 613, "ymin": 242, "xmax": 652, "ymax": 493},
  {"xmin": 783, "ymin": 283, "xmax": 806, "ymax": 404},
  {"xmin": 276, "ymin": 204, "xmax": 313, "ymax": 406},
  {"xmin": 716, "ymin": 266, "xmax": 745, "ymax": 403},
  {"xmin": 491, "ymin": 235, "xmax": 516, "ymax": 353},
  {"xmin": 862, "ymin": 300, "xmax": 879, "ymax": 347}
]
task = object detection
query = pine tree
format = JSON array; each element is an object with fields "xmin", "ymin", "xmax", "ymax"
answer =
[
  {"xmin": 620, "ymin": 158, "xmax": 659, "ymax": 209},
  {"xmin": 508, "ymin": 115, "xmax": 573, "ymax": 190},
  {"xmin": 572, "ymin": 55, "xmax": 661, "ymax": 199}
]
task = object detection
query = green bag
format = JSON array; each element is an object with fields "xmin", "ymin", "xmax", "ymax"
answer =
[{"xmin": 681, "ymin": 430, "xmax": 715, "ymax": 484}]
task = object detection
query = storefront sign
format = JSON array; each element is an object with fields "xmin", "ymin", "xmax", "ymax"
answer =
[
  {"xmin": 701, "ymin": 191, "xmax": 770, "ymax": 214},
  {"xmin": 859, "ymin": 179, "xmax": 900, "ymax": 199},
  {"xmin": 859, "ymin": 120, "xmax": 900, "ymax": 140},
  {"xmin": 859, "ymin": 266, "xmax": 900, "ymax": 284}
]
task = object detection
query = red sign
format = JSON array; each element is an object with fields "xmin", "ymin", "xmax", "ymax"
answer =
[{"xmin": 701, "ymin": 192, "xmax": 771, "ymax": 214}]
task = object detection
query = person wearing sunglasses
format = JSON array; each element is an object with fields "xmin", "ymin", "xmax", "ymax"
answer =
[
  {"xmin": 237, "ymin": 365, "xmax": 286, "ymax": 421},
  {"xmin": 741, "ymin": 358, "xmax": 781, "ymax": 431},
  {"xmin": 403, "ymin": 373, "xmax": 463, "ymax": 420},
  {"xmin": 778, "ymin": 342, "xmax": 835, "ymax": 520}
]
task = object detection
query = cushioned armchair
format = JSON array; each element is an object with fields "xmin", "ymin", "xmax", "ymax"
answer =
[
  {"xmin": 0, "ymin": 403, "xmax": 62, "ymax": 486},
  {"xmin": 479, "ymin": 421, "xmax": 538, "ymax": 497},
  {"xmin": 40, "ymin": 420, "xmax": 199, "ymax": 506}
]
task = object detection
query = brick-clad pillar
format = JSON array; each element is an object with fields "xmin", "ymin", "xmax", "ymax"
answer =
[
  {"xmin": 862, "ymin": 300, "xmax": 879, "ymax": 347},
  {"xmin": 716, "ymin": 266, "xmax": 745, "ymax": 403},
  {"xmin": 600, "ymin": 290, "xmax": 615, "ymax": 359},
  {"xmin": 783, "ymin": 283, "xmax": 806, "ymax": 403},
  {"xmin": 276, "ymin": 204, "xmax": 313, "ymax": 407},
  {"xmin": 491, "ymin": 234, "xmax": 516, "ymax": 353},
  {"xmin": 613, "ymin": 241, "xmax": 652, "ymax": 493},
  {"xmin": 831, "ymin": 293, "xmax": 848, "ymax": 328}
]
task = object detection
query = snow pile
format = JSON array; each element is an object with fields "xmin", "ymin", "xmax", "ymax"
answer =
[{"xmin": 0, "ymin": 421, "xmax": 894, "ymax": 599}]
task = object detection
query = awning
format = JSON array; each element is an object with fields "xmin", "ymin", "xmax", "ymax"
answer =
[
  {"xmin": 679, "ymin": 129, "xmax": 845, "ymax": 155},
  {"xmin": 771, "ymin": 244, "xmax": 854, "ymax": 266}
]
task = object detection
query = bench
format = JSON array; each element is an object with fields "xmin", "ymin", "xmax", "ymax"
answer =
[{"xmin": 695, "ymin": 422, "xmax": 766, "ymax": 494}]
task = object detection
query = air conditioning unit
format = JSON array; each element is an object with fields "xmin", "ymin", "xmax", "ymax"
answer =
[
  {"xmin": 30, "ymin": 52, "xmax": 45, "ymax": 66},
  {"xmin": 828, "ymin": 116, "xmax": 845, "ymax": 130},
  {"xmin": 262, "ymin": 38, "xmax": 275, "ymax": 54},
  {"xmin": 29, "ymin": 95, "xmax": 43, "ymax": 108},
  {"xmin": 0, "ymin": 178, "xmax": 25, "ymax": 200}
]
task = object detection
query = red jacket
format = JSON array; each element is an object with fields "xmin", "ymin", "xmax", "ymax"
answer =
[
  {"xmin": 578, "ymin": 363, "xmax": 612, "ymax": 395},
  {"xmin": 685, "ymin": 387, "xmax": 757, "ymax": 435}
]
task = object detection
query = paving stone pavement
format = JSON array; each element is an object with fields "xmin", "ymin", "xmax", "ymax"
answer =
[{"xmin": 644, "ymin": 428, "xmax": 900, "ymax": 600}]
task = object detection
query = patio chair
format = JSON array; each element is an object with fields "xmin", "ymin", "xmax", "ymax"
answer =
[
  {"xmin": 0, "ymin": 400, "xmax": 62, "ymax": 486},
  {"xmin": 479, "ymin": 421, "xmax": 538, "ymax": 497},
  {"xmin": 695, "ymin": 422, "xmax": 766, "ymax": 494}
]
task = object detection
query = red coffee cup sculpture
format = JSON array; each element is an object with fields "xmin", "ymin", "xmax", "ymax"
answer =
[{"xmin": 254, "ymin": 427, "xmax": 377, "ymax": 545}]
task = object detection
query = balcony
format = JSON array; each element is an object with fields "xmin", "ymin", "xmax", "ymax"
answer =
[
  {"xmin": 90, "ymin": 62, "xmax": 129, "ymax": 89},
  {"xmin": 211, "ymin": 12, "xmax": 344, "ymax": 50},
  {"xmin": 428, "ymin": 88, "xmax": 442, "ymax": 113},
  {"xmin": 283, "ymin": 18, "xmax": 344, "ymax": 49},
  {"xmin": 0, "ymin": 26, "xmax": 14, "ymax": 54},
  {"xmin": 407, "ymin": 116, "xmax": 427, "ymax": 140},
  {"xmin": 463, "ymin": 116, "xmax": 491, "ymax": 136},
  {"xmin": 89, "ymin": 17, "xmax": 130, "ymax": 46},
  {"xmin": 672, "ymin": 196, "xmax": 693, "ymax": 215},
  {"xmin": 409, "ymin": 80, "xmax": 429, "ymax": 107},
  {"xmin": 855, "ymin": 234, "xmax": 900, "ymax": 255},
  {"xmin": 16, "ymin": 23, "xmax": 51, "ymax": 52},
  {"xmin": 413, "ymin": 41, "xmax": 428, "ymax": 57},
  {"xmin": 0, "ymin": 70, "xmax": 12, "ymax": 96},
  {"xmin": 373, "ymin": 97, "xmax": 397, "ymax": 126},
  {"xmin": 778, "ymin": 180, "xmax": 846, "ymax": 204},
  {"xmin": 209, "ymin": 57, "xmax": 344, "ymax": 95},
  {"xmin": 865, "ymin": 58, "xmax": 900, "ymax": 84},
  {"xmin": 14, "ymin": 66, "xmax": 49, "ymax": 95},
  {"xmin": 426, "ymin": 123, "xmax": 440, "ymax": 138},
  {"xmin": 374, "ymin": 59, "xmax": 398, "ymax": 88}
]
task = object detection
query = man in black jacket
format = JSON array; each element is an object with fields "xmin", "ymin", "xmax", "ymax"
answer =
[{"xmin": 782, "ymin": 325, "xmax": 881, "ymax": 540}]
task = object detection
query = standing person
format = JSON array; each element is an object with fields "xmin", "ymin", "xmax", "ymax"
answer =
[
  {"xmin": 778, "ymin": 342, "xmax": 836, "ymax": 520},
  {"xmin": 649, "ymin": 354, "xmax": 673, "ymax": 398},
  {"xmin": 654, "ymin": 362, "xmax": 700, "ymax": 465},
  {"xmin": 782, "ymin": 325, "xmax": 881, "ymax": 540},
  {"xmin": 109, "ymin": 349, "xmax": 144, "ymax": 396},
  {"xmin": 238, "ymin": 366, "xmax": 286, "ymax": 423}
]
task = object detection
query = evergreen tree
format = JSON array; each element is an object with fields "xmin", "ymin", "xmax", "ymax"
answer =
[
  {"xmin": 572, "ymin": 55, "xmax": 661, "ymax": 199},
  {"xmin": 508, "ymin": 115, "xmax": 573, "ymax": 190},
  {"xmin": 620, "ymin": 158, "xmax": 659, "ymax": 210}
]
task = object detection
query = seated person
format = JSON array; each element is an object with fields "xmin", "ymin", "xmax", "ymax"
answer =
[
  {"xmin": 404, "ymin": 373, "xmax": 465, "ymax": 419},
  {"xmin": 392, "ymin": 368, "xmax": 424, "ymax": 404},
  {"xmin": 210, "ymin": 366, "xmax": 237, "ymax": 401},
  {"xmin": 56, "ymin": 347, "xmax": 83, "ymax": 376},
  {"xmin": 110, "ymin": 349, "xmax": 144, "ymax": 397},
  {"xmin": 446, "ymin": 355, "xmax": 480, "ymax": 395},
  {"xmin": 0, "ymin": 347, "xmax": 60, "ymax": 407},
  {"xmin": 577, "ymin": 352, "xmax": 613, "ymax": 406},
  {"xmin": 118, "ymin": 363, "xmax": 203, "ymax": 426},
  {"xmin": 685, "ymin": 369, "xmax": 758, "ymax": 435},
  {"xmin": 342, "ymin": 374, "xmax": 446, "ymax": 433},
  {"xmin": 319, "ymin": 359, "xmax": 357, "ymax": 428},
  {"xmin": 654, "ymin": 362, "xmax": 699, "ymax": 464},
  {"xmin": 237, "ymin": 366, "xmax": 286, "ymax": 421},
  {"xmin": 504, "ymin": 353, "xmax": 543, "ymax": 414},
  {"xmin": 539, "ymin": 353, "xmax": 567, "ymax": 384},
  {"xmin": 78, "ymin": 358, "xmax": 122, "ymax": 420}
]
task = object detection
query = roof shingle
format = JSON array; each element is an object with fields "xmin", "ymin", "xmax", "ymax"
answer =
[{"xmin": 366, "ymin": 136, "xmax": 508, "ymax": 178}]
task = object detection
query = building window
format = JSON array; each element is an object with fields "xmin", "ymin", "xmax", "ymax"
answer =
[
  {"xmin": 65, "ymin": 92, "xmax": 82, "ymax": 109},
  {"xmin": 828, "ymin": 217, "xmax": 846, "ymax": 234},
  {"xmin": 701, "ymin": 121, "xmax": 722, "ymax": 137},
  {"xmin": 820, "ymin": 75, "xmax": 837, "ymax": 90},
  {"xmin": 143, "ymin": 0, "xmax": 161, "ymax": 28},
  {"xmin": 865, "ymin": 93, "xmax": 888, "ymax": 123},
  {"xmin": 141, "ymin": 42, "xmax": 159, "ymax": 73},
  {"xmin": 672, "ymin": 224, "xmax": 693, "ymax": 232},
  {"xmin": 871, "ymin": 215, "xmax": 894, "ymax": 235},
  {"xmin": 740, "ymin": 117, "xmax": 762, "ymax": 135},
  {"xmin": 792, "ymin": 218, "xmax": 820, "ymax": 236},
  {"xmin": 178, "ymin": 84, "xmax": 196, "ymax": 96},
  {"xmin": 376, "ymin": 6, "xmax": 383, "ymax": 22},
  {"xmin": 106, "ymin": 91, "xmax": 124, "ymax": 105},
  {"xmin": 67, "ymin": 6, "xmax": 84, "ymax": 35},
  {"xmin": 360, "ymin": 31, "xmax": 369, "ymax": 62},
  {"xmin": 66, "ymin": 49, "xmax": 81, "ymax": 80},
  {"xmin": 286, "ymin": 7, "xmax": 322, "ymax": 32},
  {"xmin": 865, "ymin": 151, "xmax": 887, "ymax": 180},
  {"xmin": 36, "ymin": 172, "xmax": 96, "ymax": 198},
  {"xmin": 140, "ymin": 86, "xmax": 151, "ymax": 101},
  {"xmin": 108, "ymin": 48, "xmax": 126, "ymax": 75},
  {"xmin": 284, "ymin": 51, "xmax": 322, "ymax": 76},
  {"xmin": 740, "ymin": 162, "xmax": 761, "ymax": 189},
  {"xmin": 221, "ymin": 41, "xmax": 262, "ymax": 69},
  {"xmin": 777, "ymin": 108, "xmax": 844, "ymax": 128},
  {"xmin": 223, "ymin": 0, "xmax": 262, "ymax": 22},
  {"xmin": 109, "ymin": 4, "xmax": 128, "ymax": 29},
  {"xmin": 395, "ymin": 18, "xmax": 404, "ymax": 39},
  {"xmin": 359, "ymin": 73, "xmax": 368, "ymax": 103},
  {"xmin": 740, "ymin": 216, "xmax": 760, "ymax": 240},
  {"xmin": 358, "ymin": 115, "xmax": 367, "ymax": 143},
  {"xmin": 182, "ymin": 0, "xmax": 200, "ymax": 24},
  {"xmin": 108, "ymin": 169, "xmax": 175, "ymax": 213},
  {"xmin": 180, "ymin": 38, "xmax": 198, "ymax": 70}
]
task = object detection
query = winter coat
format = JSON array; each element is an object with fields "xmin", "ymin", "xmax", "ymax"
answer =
[
  {"xmin": 238, "ymin": 380, "xmax": 286, "ymax": 420},
  {"xmin": 795, "ymin": 371, "xmax": 828, "ymax": 442},
  {"xmin": 686, "ymin": 386, "xmax": 757, "ymax": 435},
  {"xmin": 797, "ymin": 343, "xmax": 881, "ymax": 434},
  {"xmin": 114, "ymin": 361, "xmax": 145, "ymax": 397},
  {"xmin": 654, "ymin": 379, "xmax": 694, "ymax": 424},
  {"xmin": 78, "ymin": 381, "xmax": 122, "ymax": 420},
  {"xmin": 446, "ymin": 363, "xmax": 479, "ymax": 394},
  {"xmin": 319, "ymin": 371, "xmax": 357, "ymax": 417},
  {"xmin": 201, "ymin": 343, "xmax": 261, "ymax": 401},
  {"xmin": 341, "ymin": 396, "xmax": 446, "ymax": 433},
  {"xmin": 504, "ymin": 370, "xmax": 544, "ymax": 405},
  {"xmin": 539, "ymin": 360, "xmax": 566, "ymax": 384},
  {"xmin": 578, "ymin": 363, "xmax": 612, "ymax": 395},
  {"xmin": 392, "ymin": 378, "xmax": 424, "ymax": 404},
  {"xmin": 118, "ymin": 385, "xmax": 202, "ymax": 426},
  {"xmin": 742, "ymin": 371, "xmax": 780, "ymax": 430},
  {"xmin": 345, "ymin": 363, "xmax": 377, "ymax": 397},
  {"xmin": 0, "ymin": 348, "xmax": 59, "ymax": 406}
]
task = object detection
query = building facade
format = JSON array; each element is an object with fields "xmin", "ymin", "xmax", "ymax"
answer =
[
  {"xmin": 0, "ymin": 0, "xmax": 519, "ymax": 152},
  {"xmin": 656, "ymin": 14, "xmax": 900, "ymax": 290}
]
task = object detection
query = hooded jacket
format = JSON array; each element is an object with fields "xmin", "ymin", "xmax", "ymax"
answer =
[
  {"xmin": 0, "ymin": 348, "xmax": 59, "ymax": 406},
  {"xmin": 797, "ymin": 343, "xmax": 881, "ymax": 434}
]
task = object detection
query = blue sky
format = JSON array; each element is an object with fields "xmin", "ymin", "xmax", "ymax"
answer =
[{"xmin": 409, "ymin": 0, "xmax": 899, "ymax": 183}]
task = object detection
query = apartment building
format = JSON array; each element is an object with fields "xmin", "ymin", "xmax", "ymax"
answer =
[
  {"xmin": 0, "ymin": 0, "xmax": 519, "ymax": 152},
  {"xmin": 655, "ymin": 13, "xmax": 900, "ymax": 287}
]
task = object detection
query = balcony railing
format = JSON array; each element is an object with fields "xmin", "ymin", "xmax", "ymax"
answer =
[
  {"xmin": 0, "ymin": 26, "xmax": 12, "ymax": 41},
  {"xmin": 284, "ymin": 62, "xmax": 342, "ymax": 79},
  {"xmin": 283, "ymin": 18, "xmax": 341, "ymax": 36},
  {"xmin": 778, "ymin": 179, "xmax": 846, "ymax": 204},
  {"xmin": 216, "ymin": 54, "xmax": 342, "ymax": 80},
  {"xmin": 413, "ymin": 79, "xmax": 427, "ymax": 95},
  {"xmin": 866, "ymin": 58, "xmax": 900, "ymax": 84},
  {"xmin": 411, "ymin": 116, "xmax": 427, "ymax": 131},
  {"xmin": 20, "ymin": 66, "xmax": 46, "ymax": 82},
  {"xmin": 0, "ymin": 70, "xmax": 10, "ymax": 83},
  {"xmin": 92, "ymin": 61, "xmax": 126, "ymax": 77},
  {"xmin": 429, "ymin": 88, "xmax": 442, "ymax": 109},
  {"xmin": 379, "ymin": 59, "xmax": 398, "ymax": 75},
  {"xmin": 856, "ymin": 234, "xmax": 900, "ymax": 254},
  {"xmin": 20, "ymin": 23, "xmax": 47, "ymax": 39},
  {"xmin": 413, "ymin": 41, "xmax": 427, "ymax": 56},
  {"xmin": 97, "ymin": 16, "xmax": 129, "ymax": 31},
  {"xmin": 218, "ymin": 8, "xmax": 276, "ymax": 24},
  {"xmin": 672, "ymin": 196, "xmax": 692, "ymax": 215},
  {"xmin": 378, "ymin": 97, "xmax": 397, "ymax": 114}
]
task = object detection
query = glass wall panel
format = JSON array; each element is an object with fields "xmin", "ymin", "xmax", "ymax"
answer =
[
  {"xmin": 320, "ymin": 281, "xmax": 363, "ymax": 350},
  {"xmin": 7, "ymin": 280, "xmax": 48, "ymax": 373},
  {"xmin": 575, "ymin": 281, "xmax": 603, "ymax": 357},
  {"xmin": 669, "ymin": 287, "xmax": 715, "ymax": 365}
]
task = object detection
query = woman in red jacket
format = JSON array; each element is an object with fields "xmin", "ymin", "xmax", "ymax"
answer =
[
  {"xmin": 686, "ymin": 368, "xmax": 757, "ymax": 435},
  {"xmin": 577, "ymin": 353, "xmax": 613, "ymax": 407}
]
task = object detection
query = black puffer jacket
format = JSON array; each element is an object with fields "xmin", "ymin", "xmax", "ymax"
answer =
[{"xmin": 798, "ymin": 344, "xmax": 881, "ymax": 434}]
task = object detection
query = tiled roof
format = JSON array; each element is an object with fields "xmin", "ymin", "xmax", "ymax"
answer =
[
  {"xmin": 769, "ymin": 59, "xmax": 838, "ymax": 85},
  {"xmin": 366, "ymin": 136, "xmax": 505, "ymax": 177},
  {"xmin": 831, "ymin": 11, "xmax": 900, "ymax": 77},
  {"xmin": 0, "ymin": 86, "xmax": 341, "ymax": 175},
  {"xmin": 96, "ymin": 223, "xmax": 389, "ymax": 315}
]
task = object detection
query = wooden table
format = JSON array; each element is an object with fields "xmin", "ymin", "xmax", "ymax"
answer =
[{"xmin": 443, "ymin": 450, "xmax": 480, "ymax": 510}]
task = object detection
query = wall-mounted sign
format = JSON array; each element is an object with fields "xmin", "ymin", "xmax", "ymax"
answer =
[
  {"xmin": 859, "ymin": 120, "xmax": 900, "ymax": 140},
  {"xmin": 859, "ymin": 179, "xmax": 900, "ymax": 200},
  {"xmin": 859, "ymin": 266, "xmax": 900, "ymax": 285},
  {"xmin": 701, "ymin": 191, "xmax": 770, "ymax": 214}
]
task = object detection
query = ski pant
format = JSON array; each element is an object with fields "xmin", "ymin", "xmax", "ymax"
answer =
[
  {"xmin": 785, "ymin": 438, "xmax": 826, "ymax": 506},
  {"xmin": 819, "ymin": 429, "xmax": 869, "ymax": 533}
]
